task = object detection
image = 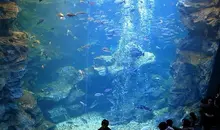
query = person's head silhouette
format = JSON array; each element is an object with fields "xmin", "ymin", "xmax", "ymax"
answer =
[{"xmin": 101, "ymin": 119, "xmax": 109, "ymax": 128}]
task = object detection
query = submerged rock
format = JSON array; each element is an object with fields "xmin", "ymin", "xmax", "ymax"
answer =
[
  {"xmin": 48, "ymin": 106, "xmax": 68, "ymax": 123},
  {"xmin": 65, "ymin": 87, "xmax": 85, "ymax": 104},
  {"xmin": 178, "ymin": 0, "xmax": 220, "ymax": 31},
  {"xmin": 66, "ymin": 104, "xmax": 84, "ymax": 117},
  {"xmin": 135, "ymin": 52, "xmax": 155, "ymax": 68},
  {"xmin": 17, "ymin": 90, "xmax": 37, "ymax": 110},
  {"xmin": 93, "ymin": 52, "xmax": 155, "ymax": 76},
  {"xmin": 94, "ymin": 55, "xmax": 115, "ymax": 66},
  {"xmin": 93, "ymin": 66, "xmax": 107, "ymax": 76},
  {"xmin": 38, "ymin": 82, "xmax": 73, "ymax": 102},
  {"xmin": 38, "ymin": 66, "xmax": 83, "ymax": 102}
]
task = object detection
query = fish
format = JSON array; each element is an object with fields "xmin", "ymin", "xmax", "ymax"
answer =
[
  {"xmin": 66, "ymin": 121, "xmax": 74, "ymax": 124},
  {"xmin": 80, "ymin": 118, "xmax": 88, "ymax": 124},
  {"xmin": 39, "ymin": 0, "xmax": 43, "ymax": 2},
  {"xmin": 88, "ymin": 1, "xmax": 96, "ymax": 6},
  {"xmin": 77, "ymin": 44, "xmax": 92, "ymax": 52},
  {"xmin": 66, "ymin": 29, "xmax": 72, "ymax": 36},
  {"xmin": 156, "ymin": 46, "xmax": 161, "ymax": 49},
  {"xmin": 107, "ymin": 98, "xmax": 114, "ymax": 105},
  {"xmin": 78, "ymin": 70, "xmax": 84, "ymax": 76},
  {"xmin": 90, "ymin": 100, "xmax": 99, "ymax": 109},
  {"xmin": 102, "ymin": 47, "xmax": 111, "ymax": 53},
  {"xmin": 57, "ymin": 13, "xmax": 66, "ymax": 20},
  {"xmin": 130, "ymin": 48, "xmax": 144, "ymax": 58},
  {"xmin": 130, "ymin": 8, "xmax": 135, "ymax": 12},
  {"xmin": 136, "ymin": 105, "xmax": 152, "ymax": 111},
  {"xmin": 60, "ymin": 17, "xmax": 66, "ymax": 20},
  {"xmin": 88, "ymin": 17, "xmax": 94, "ymax": 21},
  {"xmin": 104, "ymin": 88, "xmax": 112, "ymax": 93},
  {"xmin": 36, "ymin": 19, "xmax": 44, "ymax": 25},
  {"xmin": 66, "ymin": 13, "xmax": 77, "ymax": 17},
  {"xmin": 80, "ymin": 101, "xmax": 87, "ymax": 106},
  {"xmin": 114, "ymin": 0, "xmax": 125, "ymax": 4},
  {"xmin": 94, "ymin": 93, "xmax": 104, "ymax": 97},
  {"xmin": 58, "ymin": 13, "xmax": 64, "ymax": 17},
  {"xmin": 75, "ymin": 11, "xmax": 87, "ymax": 15}
]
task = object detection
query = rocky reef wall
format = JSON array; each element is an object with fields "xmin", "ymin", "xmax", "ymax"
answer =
[
  {"xmin": 169, "ymin": 0, "xmax": 220, "ymax": 107},
  {"xmin": 0, "ymin": 1, "xmax": 54, "ymax": 129}
]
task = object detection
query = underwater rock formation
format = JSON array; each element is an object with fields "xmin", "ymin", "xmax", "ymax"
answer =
[
  {"xmin": 93, "ymin": 51, "xmax": 155, "ymax": 76},
  {"xmin": 16, "ymin": 90, "xmax": 55, "ymax": 130},
  {"xmin": 0, "ymin": 1, "xmax": 28, "ymax": 129},
  {"xmin": 169, "ymin": 0, "xmax": 220, "ymax": 108},
  {"xmin": 0, "ymin": 31, "xmax": 28, "ymax": 99},
  {"xmin": 37, "ymin": 66, "xmax": 85, "ymax": 123},
  {"xmin": 0, "ymin": 2, "xmax": 19, "ymax": 36},
  {"xmin": 0, "ymin": 1, "xmax": 54, "ymax": 129},
  {"xmin": 38, "ymin": 66, "xmax": 84, "ymax": 103}
]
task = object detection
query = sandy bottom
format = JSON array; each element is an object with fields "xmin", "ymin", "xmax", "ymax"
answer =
[{"xmin": 55, "ymin": 112, "xmax": 157, "ymax": 130}]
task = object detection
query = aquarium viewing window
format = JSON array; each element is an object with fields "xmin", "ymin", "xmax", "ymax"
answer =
[{"xmin": 0, "ymin": 0, "xmax": 219, "ymax": 129}]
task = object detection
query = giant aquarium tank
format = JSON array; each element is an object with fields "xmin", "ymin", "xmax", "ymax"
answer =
[{"xmin": 0, "ymin": 0, "xmax": 220, "ymax": 129}]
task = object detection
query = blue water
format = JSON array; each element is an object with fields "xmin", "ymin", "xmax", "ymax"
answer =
[{"xmin": 19, "ymin": 0, "xmax": 188, "ymax": 129}]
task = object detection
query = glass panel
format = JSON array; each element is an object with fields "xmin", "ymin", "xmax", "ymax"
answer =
[{"xmin": 0, "ymin": 0, "xmax": 219, "ymax": 129}]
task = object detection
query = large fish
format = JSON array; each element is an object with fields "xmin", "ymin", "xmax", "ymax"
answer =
[
  {"xmin": 136, "ymin": 105, "xmax": 152, "ymax": 111},
  {"xmin": 130, "ymin": 48, "xmax": 144, "ymax": 58},
  {"xmin": 36, "ymin": 19, "xmax": 44, "ymax": 25},
  {"xmin": 114, "ymin": 0, "xmax": 125, "ymax": 4}
]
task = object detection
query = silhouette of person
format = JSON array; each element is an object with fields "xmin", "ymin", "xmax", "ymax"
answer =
[{"xmin": 98, "ymin": 119, "xmax": 111, "ymax": 130}]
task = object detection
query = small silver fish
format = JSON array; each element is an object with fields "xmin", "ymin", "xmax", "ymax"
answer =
[
  {"xmin": 94, "ymin": 93, "xmax": 104, "ymax": 97},
  {"xmin": 90, "ymin": 100, "xmax": 99, "ymax": 109},
  {"xmin": 104, "ymin": 88, "xmax": 112, "ymax": 93},
  {"xmin": 80, "ymin": 101, "xmax": 87, "ymax": 106}
]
